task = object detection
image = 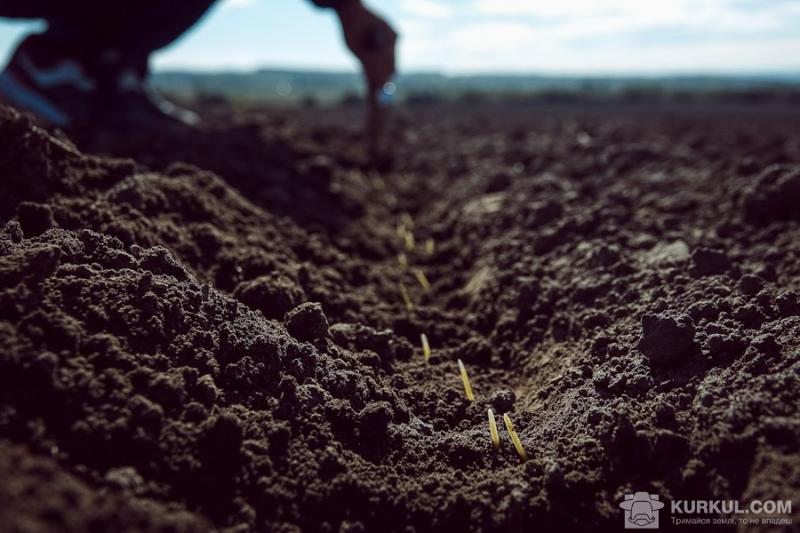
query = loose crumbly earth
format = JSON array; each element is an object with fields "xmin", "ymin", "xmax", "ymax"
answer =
[{"xmin": 0, "ymin": 100, "xmax": 798, "ymax": 532}]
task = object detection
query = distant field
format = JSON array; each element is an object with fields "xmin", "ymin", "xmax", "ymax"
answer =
[{"xmin": 153, "ymin": 68, "xmax": 800, "ymax": 105}]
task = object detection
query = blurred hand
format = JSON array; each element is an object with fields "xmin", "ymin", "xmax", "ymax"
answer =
[{"xmin": 336, "ymin": 2, "xmax": 397, "ymax": 88}]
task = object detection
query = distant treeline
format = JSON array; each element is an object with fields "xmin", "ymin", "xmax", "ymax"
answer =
[{"xmin": 152, "ymin": 69, "xmax": 800, "ymax": 105}]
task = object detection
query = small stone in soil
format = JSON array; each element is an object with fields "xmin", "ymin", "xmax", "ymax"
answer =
[
  {"xmin": 689, "ymin": 247, "xmax": 732, "ymax": 277},
  {"xmin": 636, "ymin": 311, "xmax": 698, "ymax": 364},
  {"xmin": 285, "ymin": 302, "xmax": 330, "ymax": 342}
]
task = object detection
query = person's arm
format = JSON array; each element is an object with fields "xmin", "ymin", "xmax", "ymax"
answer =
[{"xmin": 308, "ymin": 0, "xmax": 397, "ymax": 88}]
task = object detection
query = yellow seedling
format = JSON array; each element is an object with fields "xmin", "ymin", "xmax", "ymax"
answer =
[
  {"xmin": 421, "ymin": 333, "xmax": 431, "ymax": 362},
  {"xmin": 502, "ymin": 413, "xmax": 528, "ymax": 461},
  {"xmin": 396, "ymin": 223, "xmax": 407, "ymax": 238},
  {"xmin": 400, "ymin": 283, "xmax": 414, "ymax": 311},
  {"xmin": 425, "ymin": 238, "xmax": 435, "ymax": 256},
  {"xmin": 398, "ymin": 252, "xmax": 408, "ymax": 270},
  {"xmin": 414, "ymin": 268, "xmax": 431, "ymax": 291},
  {"xmin": 488, "ymin": 409, "xmax": 500, "ymax": 449},
  {"xmin": 401, "ymin": 213, "xmax": 414, "ymax": 229},
  {"xmin": 457, "ymin": 359, "xmax": 474, "ymax": 402},
  {"xmin": 404, "ymin": 230, "xmax": 415, "ymax": 251}
]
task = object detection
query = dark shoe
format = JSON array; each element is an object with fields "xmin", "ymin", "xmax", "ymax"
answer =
[
  {"xmin": 103, "ymin": 68, "xmax": 199, "ymax": 130},
  {"xmin": 0, "ymin": 34, "xmax": 95, "ymax": 127},
  {"xmin": 0, "ymin": 33, "xmax": 198, "ymax": 131}
]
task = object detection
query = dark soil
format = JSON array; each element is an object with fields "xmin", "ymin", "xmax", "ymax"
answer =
[{"xmin": 1, "ymin": 100, "xmax": 799, "ymax": 532}]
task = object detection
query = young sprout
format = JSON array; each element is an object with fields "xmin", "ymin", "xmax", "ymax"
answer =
[
  {"xmin": 396, "ymin": 223, "xmax": 407, "ymax": 238},
  {"xmin": 414, "ymin": 268, "xmax": 431, "ymax": 291},
  {"xmin": 420, "ymin": 333, "xmax": 431, "ymax": 362},
  {"xmin": 457, "ymin": 359, "xmax": 474, "ymax": 402},
  {"xmin": 398, "ymin": 252, "xmax": 408, "ymax": 270},
  {"xmin": 425, "ymin": 238, "xmax": 435, "ymax": 256},
  {"xmin": 404, "ymin": 230, "xmax": 415, "ymax": 251},
  {"xmin": 488, "ymin": 408, "xmax": 500, "ymax": 450},
  {"xmin": 401, "ymin": 212, "xmax": 414, "ymax": 229},
  {"xmin": 502, "ymin": 413, "xmax": 528, "ymax": 461},
  {"xmin": 400, "ymin": 283, "xmax": 414, "ymax": 311}
]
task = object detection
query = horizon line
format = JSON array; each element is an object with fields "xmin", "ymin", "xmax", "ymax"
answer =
[{"xmin": 153, "ymin": 66, "xmax": 800, "ymax": 79}]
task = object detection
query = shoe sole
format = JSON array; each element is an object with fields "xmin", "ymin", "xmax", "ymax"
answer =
[{"xmin": 0, "ymin": 70, "xmax": 70, "ymax": 127}]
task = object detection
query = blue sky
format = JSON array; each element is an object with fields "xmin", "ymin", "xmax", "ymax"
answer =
[{"xmin": 1, "ymin": 0, "xmax": 799, "ymax": 74}]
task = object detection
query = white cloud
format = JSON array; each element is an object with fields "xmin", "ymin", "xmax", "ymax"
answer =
[
  {"xmin": 471, "ymin": 0, "xmax": 627, "ymax": 18},
  {"xmin": 470, "ymin": 0, "xmax": 720, "ymax": 18},
  {"xmin": 388, "ymin": 0, "xmax": 799, "ymax": 73},
  {"xmin": 148, "ymin": 0, "xmax": 800, "ymax": 74},
  {"xmin": 432, "ymin": 31, "xmax": 800, "ymax": 73},
  {"xmin": 449, "ymin": 22, "xmax": 537, "ymax": 53},
  {"xmin": 220, "ymin": 0, "xmax": 256, "ymax": 10},
  {"xmin": 401, "ymin": 0, "xmax": 453, "ymax": 19},
  {"xmin": 468, "ymin": 0, "xmax": 793, "ymax": 35}
]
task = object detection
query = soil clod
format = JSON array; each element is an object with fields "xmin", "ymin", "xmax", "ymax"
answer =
[
  {"xmin": 285, "ymin": 301, "xmax": 330, "ymax": 342},
  {"xmin": 636, "ymin": 311, "xmax": 698, "ymax": 363}
]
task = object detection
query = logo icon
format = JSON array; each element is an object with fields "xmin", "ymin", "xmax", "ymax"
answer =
[{"xmin": 619, "ymin": 491, "xmax": 665, "ymax": 529}]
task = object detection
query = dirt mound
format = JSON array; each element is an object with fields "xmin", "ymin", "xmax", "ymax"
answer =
[{"xmin": 1, "ymin": 102, "xmax": 799, "ymax": 531}]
